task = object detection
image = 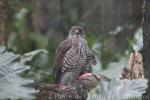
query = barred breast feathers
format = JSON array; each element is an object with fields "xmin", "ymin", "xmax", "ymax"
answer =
[{"xmin": 62, "ymin": 37, "xmax": 93, "ymax": 73}]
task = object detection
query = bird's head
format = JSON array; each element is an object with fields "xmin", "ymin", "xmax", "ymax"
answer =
[{"xmin": 68, "ymin": 26, "xmax": 86, "ymax": 39}]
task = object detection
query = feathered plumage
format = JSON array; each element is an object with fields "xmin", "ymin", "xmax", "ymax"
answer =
[{"xmin": 52, "ymin": 26, "xmax": 96, "ymax": 85}]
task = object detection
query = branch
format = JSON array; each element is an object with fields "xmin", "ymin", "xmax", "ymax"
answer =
[
  {"xmin": 35, "ymin": 73, "xmax": 104, "ymax": 100},
  {"xmin": 121, "ymin": 52, "xmax": 144, "ymax": 79}
]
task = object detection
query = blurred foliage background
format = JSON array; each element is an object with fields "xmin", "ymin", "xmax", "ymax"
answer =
[
  {"xmin": 5, "ymin": 0, "xmax": 143, "ymax": 79},
  {"xmin": 2, "ymin": 0, "xmax": 144, "ymax": 83},
  {"xmin": 0, "ymin": 0, "xmax": 149, "ymax": 99}
]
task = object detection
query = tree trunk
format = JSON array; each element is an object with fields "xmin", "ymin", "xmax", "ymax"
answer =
[
  {"xmin": 143, "ymin": 0, "xmax": 150, "ymax": 95},
  {"xmin": 76, "ymin": 0, "xmax": 83, "ymax": 23},
  {"xmin": 59, "ymin": 0, "xmax": 67, "ymax": 34},
  {"xmin": 32, "ymin": 0, "xmax": 62, "ymax": 35},
  {"xmin": 0, "ymin": 0, "xmax": 8, "ymax": 45},
  {"xmin": 32, "ymin": 0, "xmax": 48, "ymax": 35}
]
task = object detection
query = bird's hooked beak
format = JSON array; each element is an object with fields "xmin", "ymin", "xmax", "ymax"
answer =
[
  {"xmin": 73, "ymin": 30, "xmax": 80, "ymax": 38},
  {"xmin": 75, "ymin": 29, "xmax": 79, "ymax": 34}
]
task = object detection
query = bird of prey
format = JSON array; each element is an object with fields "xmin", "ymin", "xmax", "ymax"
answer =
[{"xmin": 52, "ymin": 26, "xmax": 96, "ymax": 86}]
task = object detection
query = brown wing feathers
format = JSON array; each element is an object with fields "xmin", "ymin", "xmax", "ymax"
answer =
[{"xmin": 52, "ymin": 39, "xmax": 72, "ymax": 83}]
